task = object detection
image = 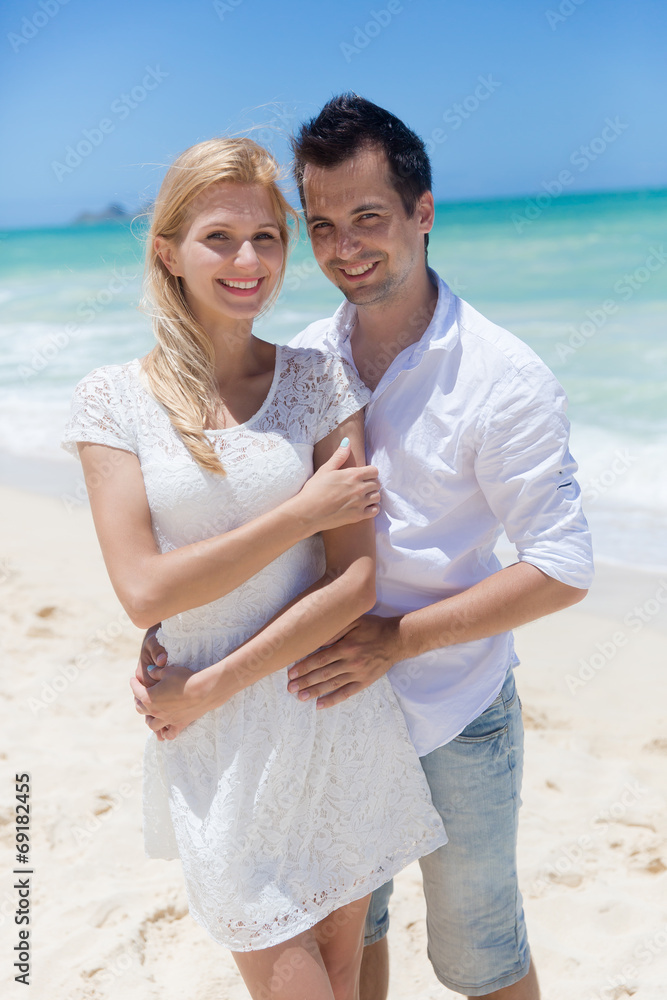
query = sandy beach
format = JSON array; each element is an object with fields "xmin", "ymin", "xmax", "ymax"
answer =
[{"xmin": 1, "ymin": 482, "xmax": 666, "ymax": 1000}]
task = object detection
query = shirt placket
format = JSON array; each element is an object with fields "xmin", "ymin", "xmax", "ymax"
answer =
[{"xmin": 366, "ymin": 343, "xmax": 429, "ymax": 418}]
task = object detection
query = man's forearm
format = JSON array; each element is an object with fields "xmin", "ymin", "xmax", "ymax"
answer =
[{"xmin": 396, "ymin": 561, "xmax": 588, "ymax": 660}]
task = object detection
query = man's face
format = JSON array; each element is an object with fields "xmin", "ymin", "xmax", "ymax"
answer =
[{"xmin": 302, "ymin": 145, "xmax": 434, "ymax": 307}]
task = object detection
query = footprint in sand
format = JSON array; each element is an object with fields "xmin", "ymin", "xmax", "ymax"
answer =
[
  {"xmin": 93, "ymin": 793, "xmax": 115, "ymax": 816},
  {"xmin": 36, "ymin": 605, "xmax": 58, "ymax": 618},
  {"xmin": 25, "ymin": 605, "xmax": 61, "ymax": 637}
]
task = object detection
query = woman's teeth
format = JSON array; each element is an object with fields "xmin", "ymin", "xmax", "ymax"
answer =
[{"xmin": 218, "ymin": 278, "xmax": 260, "ymax": 288}]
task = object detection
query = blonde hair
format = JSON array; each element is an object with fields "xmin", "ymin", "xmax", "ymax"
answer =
[{"xmin": 140, "ymin": 137, "xmax": 298, "ymax": 475}]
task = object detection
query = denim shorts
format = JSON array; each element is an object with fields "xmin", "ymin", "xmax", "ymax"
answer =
[{"xmin": 364, "ymin": 667, "xmax": 531, "ymax": 996}]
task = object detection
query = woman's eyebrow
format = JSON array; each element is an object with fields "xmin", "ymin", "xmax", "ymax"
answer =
[{"xmin": 197, "ymin": 219, "xmax": 281, "ymax": 230}]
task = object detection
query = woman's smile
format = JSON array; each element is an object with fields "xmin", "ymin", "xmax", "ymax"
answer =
[{"xmin": 216, "ymin": 275, "xmax": 266, "ymax": 296}]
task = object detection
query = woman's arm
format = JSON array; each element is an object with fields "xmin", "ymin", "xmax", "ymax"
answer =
[
  {"xmin": 130, "ymin": 409, "xmax": 376, "ymax": 730},
  {"xmin": 77, "ymin": 414, "xmax": 379, "ymax": 628}
]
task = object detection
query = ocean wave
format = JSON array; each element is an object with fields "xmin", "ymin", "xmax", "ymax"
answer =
[{"xmin": 0, "ymin": 396, "xmax": 664, "ymax": 568}]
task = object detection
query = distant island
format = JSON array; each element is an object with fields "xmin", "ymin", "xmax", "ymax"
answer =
[{"xmin": 73, "ymin": 201, "xmax": 152, "ymax": 226}]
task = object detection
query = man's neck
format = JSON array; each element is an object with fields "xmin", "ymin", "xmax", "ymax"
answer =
[{"xmin": 350, "ymin": 267, "xmax": 438, "ymax": 391}]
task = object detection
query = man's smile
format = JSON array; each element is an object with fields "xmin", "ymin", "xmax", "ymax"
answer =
[{"xmin": 337, "ymin": 261, "xmax": 380, "ymax": 281}]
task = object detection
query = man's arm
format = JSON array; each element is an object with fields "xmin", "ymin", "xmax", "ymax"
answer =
[
  {"xmin": 286, "ymin": 562, "xmax": 586, "ymax": 707},
  {"xmin": 390, "ymin": 561, "xmax": 586, "ymax": 656},
  {"xmin": 288, "ymin": 362, "xmax": 593, "ymax": 707}
]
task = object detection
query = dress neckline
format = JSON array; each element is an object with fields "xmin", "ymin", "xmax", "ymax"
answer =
[
  {"xmin": 130, "ymin": 344, "xmax": 285, "ymax": 435},
  {"xmin": 204, "ymin": 343, "xmax": 284, "ymax": 436}
]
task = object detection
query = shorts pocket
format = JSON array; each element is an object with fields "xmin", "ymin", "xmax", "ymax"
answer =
[
  {"xmin": 453, "ymin": 671, "xmax": 516, "ymax": 744},
  {"xmin": 454, "ymin": 723, "xmax": 508, "ymax": 744}
]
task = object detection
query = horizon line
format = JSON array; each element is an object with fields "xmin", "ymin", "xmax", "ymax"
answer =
[{"xmin": 2, "ymin": 183, "xmax": 666, "ymax": 234}]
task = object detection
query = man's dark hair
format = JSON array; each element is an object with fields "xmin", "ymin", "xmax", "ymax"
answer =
[{"xmin": 291, "ymin": 93, "xmax": 432, "ymax": 220}]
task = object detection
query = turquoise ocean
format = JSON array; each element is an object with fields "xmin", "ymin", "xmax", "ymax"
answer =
[{"xmin": 1, "ymin": 188, "xmax": 666, "ymax": 570}]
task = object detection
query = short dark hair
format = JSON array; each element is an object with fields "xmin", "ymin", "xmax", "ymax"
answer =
[{"xmin": 291, "ymin": 93, "xmax": 432, "ymax": 218}]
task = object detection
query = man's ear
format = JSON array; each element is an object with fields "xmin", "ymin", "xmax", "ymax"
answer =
[
  {"xmin": 417, "ymin": 191, "xmax": 435, "ymax": 235},
  {"xmin": 154, "ymin": 235, "xmax": 181, "ymax": 276}
]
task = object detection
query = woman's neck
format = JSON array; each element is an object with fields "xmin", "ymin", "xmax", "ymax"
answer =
[{"xmin": 194, "ymin": 309, "xmax": 269, "ymax": 391}]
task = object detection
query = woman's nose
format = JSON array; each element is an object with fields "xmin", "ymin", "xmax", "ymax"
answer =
[{"xmin": 234, "ymin": 240, "xmax": 260, "ymax": 269}]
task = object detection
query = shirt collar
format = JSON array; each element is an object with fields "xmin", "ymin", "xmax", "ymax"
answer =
[{"xmin": 325, "ymin": 268, "xmax": 460, "ymax": 358}]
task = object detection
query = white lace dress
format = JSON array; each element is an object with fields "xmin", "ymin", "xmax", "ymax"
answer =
[{"xmin": 62, "ymin": 344, "xmax": 447, "ymax": 951}]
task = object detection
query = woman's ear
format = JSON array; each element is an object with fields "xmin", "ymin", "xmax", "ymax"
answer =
[{"xmin": 154, "ymin": 236, "xmax": 181, "ymax": 276}]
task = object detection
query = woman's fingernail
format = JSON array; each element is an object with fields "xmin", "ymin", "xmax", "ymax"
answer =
[
  {"xmin": 298, "ymin": 691, "xmax": 310, "ymax": 701},
  {"xmin": 340, "ymin": 437, "xmax": 349, "ymax": 448}
]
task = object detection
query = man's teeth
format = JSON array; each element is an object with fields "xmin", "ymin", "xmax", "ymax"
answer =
[
  {"xmin": 342, "ymin": 263, "xmax": 376, "ymax": 276},
  {"xmin": 219, "ymin": 278, "xmax": 260, "ymax": 288}
]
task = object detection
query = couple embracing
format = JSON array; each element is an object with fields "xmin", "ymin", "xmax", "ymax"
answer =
[{"xmin": 63, "ymin": 94, "xmax": 593, "ymax": 1000}]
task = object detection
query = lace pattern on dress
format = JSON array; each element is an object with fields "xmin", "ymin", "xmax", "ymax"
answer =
[{"xmin": 62, "ymin": 345, "xmax": 447, "ymax": 952}]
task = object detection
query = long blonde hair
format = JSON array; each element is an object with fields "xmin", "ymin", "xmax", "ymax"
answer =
[{"xmin": 140, "ymin": 138, "xmax": 298, "ymax": 475}]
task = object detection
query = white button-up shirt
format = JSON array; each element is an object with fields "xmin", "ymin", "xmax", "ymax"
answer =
[{"xmin": 289, "ymin": 271, "xmax": 594, "ymax": 756}]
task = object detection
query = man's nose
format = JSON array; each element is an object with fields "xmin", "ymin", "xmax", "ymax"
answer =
[{"xmin": 335, "ymin": 228, "xmax": 362, "ymax": 260}]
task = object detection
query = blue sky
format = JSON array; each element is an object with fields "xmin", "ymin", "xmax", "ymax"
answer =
[{"xmin": 1, "ymin": 0, "xmax": 665, "ymax": 228}]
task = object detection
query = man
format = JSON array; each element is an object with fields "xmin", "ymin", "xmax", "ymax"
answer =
[{"xmin": 139, "ymin": 95, "xmax": 593, "ymax": 998}]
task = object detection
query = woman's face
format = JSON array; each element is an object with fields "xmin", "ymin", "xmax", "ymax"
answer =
[{"xmin": 156, "ymin": 181, "xmax": 285, "ymax": 329}]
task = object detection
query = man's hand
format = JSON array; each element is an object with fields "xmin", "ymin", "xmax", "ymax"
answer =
[
  {"xmin": 286, "ymin": 614, "xmax": 403, "ymax": 709},
  {"xmin": 286, "ymin": 567, "xmax": 585, "ymax": 715}
]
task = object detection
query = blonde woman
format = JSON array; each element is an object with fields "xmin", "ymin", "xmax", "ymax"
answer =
[{"xmin": 62, "ymin": 138, "xmax": 446, "ymax": 1000}]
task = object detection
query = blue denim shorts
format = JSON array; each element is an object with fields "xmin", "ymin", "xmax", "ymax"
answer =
[{"xmin": 364, "ymin": 667, "xmax": 531, "ymax": 996}]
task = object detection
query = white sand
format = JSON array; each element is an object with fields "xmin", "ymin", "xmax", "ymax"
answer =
[{"xmin": 1, "ymin": 484, "xmax": 665, "ymax": 999}]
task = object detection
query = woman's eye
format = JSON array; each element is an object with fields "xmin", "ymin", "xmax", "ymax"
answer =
[
  {"xmin": 207, "ymin": 232, "xmax": 227, "ymax": 240},
  {"xmin": 255, "ymin": 232, "xmax": 276, "ymax": 240}
]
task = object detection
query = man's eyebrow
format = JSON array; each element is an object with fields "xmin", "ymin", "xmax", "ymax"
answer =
[
  {"xmin": 352, "ymin": 203, "xmax": 386, "ymax": 213},
  {"xmin": 306, "ymin": 203, "xmax": 387, "ymax": 224}
]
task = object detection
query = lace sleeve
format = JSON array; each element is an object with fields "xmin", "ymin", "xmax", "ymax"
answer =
[
  {"xmin": 315, "ymin": 353, "xmax": 371, "ymax": 443},
  {"xmin": 61, "ymin": 365, "xmax": 137, "ymax": 459}
]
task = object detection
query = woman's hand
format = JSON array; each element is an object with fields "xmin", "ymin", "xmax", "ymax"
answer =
[
  {"xmin": 294, "ymin": 438, "xmax": 381, "ymax": 531},
  {"xmin": 130, "ymin": 661, "xmax": 215, "ymax": 736},
  {"xmin": 134, "ymin": 628, "xmax": 183, "ymax": 740}
]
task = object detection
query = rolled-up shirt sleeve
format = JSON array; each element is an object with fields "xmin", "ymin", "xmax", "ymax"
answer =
[{"xmin": 474, "ymin": 361, "xmax": 594, "ymax": 589}]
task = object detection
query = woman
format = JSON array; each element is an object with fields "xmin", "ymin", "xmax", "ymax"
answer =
[{"xmin": 62, "ymin": 137, "xmax": 446, "ymax": 1000}]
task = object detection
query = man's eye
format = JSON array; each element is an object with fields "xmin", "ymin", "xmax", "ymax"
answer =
[
  {"xmin": 359, "ymin": 213, "xmax": 378, "ymax": 221},
  {"xmin": 310, "ymin": 222, "xmax": 331, "ymax": 231}
]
